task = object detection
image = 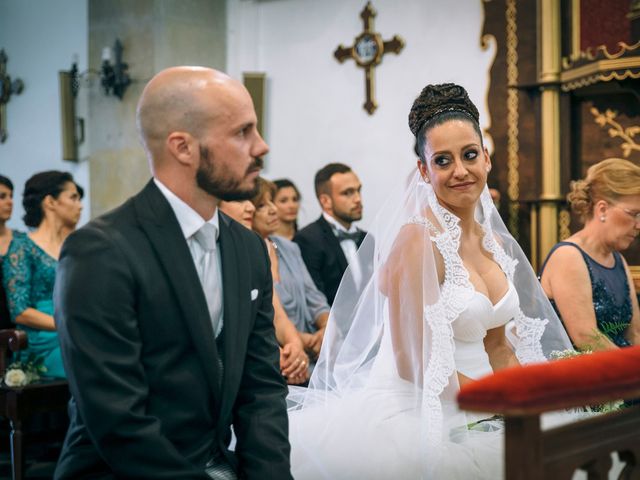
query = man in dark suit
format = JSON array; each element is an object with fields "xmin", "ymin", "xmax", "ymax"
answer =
[
  {"xmin": 53, "ymin": 67, "xmax": 292, "ymax": 479},
  {"xmin": 294, "ymin": 163, "xmax": 366, "ymax": 309}
]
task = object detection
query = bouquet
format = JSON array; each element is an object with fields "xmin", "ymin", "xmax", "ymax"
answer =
[
  {"xmin": 550, "ymin": 347, "xmax": 624, "ymax": 413},
  {"xmin": 3, "ymin": 354, "xmax": 47, "ymax": 387}
]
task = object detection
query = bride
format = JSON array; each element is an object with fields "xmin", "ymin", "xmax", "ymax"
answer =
[{"xmin": 287, "ymin": 83, "xmax": 574, "ymax": 479}]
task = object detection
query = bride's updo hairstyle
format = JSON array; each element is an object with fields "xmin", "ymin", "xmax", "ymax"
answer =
[
  {"xmin": 408, "ymin": 83, "xmax": 481, "ymax": 163},
  {"xmin": 567, "ymin": 158, "xmax": 640, "ymax": 223}
]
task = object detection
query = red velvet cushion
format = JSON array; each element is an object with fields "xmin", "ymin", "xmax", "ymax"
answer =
[{"xmin": 457, "ymin": 346, "xmax": 640, "ymax": 414}]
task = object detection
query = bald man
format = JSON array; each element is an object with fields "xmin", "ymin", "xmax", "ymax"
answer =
[{"xmin": 53, "ymin": 67, "xmax": 292, "ymax": 479}]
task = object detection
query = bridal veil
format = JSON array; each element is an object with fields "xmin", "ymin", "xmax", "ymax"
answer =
[{"xmin": 287, "ymin": 169, "xmax": 572, "ymax": 479}]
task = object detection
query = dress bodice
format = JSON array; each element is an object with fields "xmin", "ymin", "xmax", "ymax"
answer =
[
  {"xmin": 406, "ymin": 214, "xmax": 524, "ymax": 380},
  {"xmin": 3, "ymin": 232, "xmax": 57, "ymax": 321},
  {"xmin": 540, "ymin": 241, "xmax": 632, "ymax": 348},
  {"xmin": 453, "ymin": 281, "xmax": 519, "ymax": 342},
  {"xmin": 453, "ymin": 281, "xmax": 520, "ymax": 379}
]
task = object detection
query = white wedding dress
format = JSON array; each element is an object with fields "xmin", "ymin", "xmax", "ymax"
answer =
[
  {"xmin": 287, "ymin": 172, "xmax": 584, "ymax": 479},
  {"xmin": 289, "ymin": 286, "xmax": 516, "ymax": 479}
]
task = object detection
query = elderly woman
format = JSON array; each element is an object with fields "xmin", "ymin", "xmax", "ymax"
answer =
[
  {"xmin": 3, "ymin": 171, "xmax": 83, "ymax": 378},
  {"xmin": 250, "ymin": 178, "xmax": 330, "ymax": 360},
  {"xmin": 540, "ymin": 158, "xmax": 640, "ymax": 351},
  {"xmin": 219, "ymin": 199, "xmax": 309, "ymax": 384}
]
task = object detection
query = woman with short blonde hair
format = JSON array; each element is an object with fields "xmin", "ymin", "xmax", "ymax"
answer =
[{"xmin": 540, "ymin": 158, "xmax": 640, "ymax": 351}]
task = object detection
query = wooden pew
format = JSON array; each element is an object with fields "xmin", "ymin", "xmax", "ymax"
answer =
[
  {"xmin": 458, "ymin": 346, "xmax": 640, "ymax": 479},
  {"xmin": 0, "ymin": 329, "xmax": 70, "ymax": 480}
]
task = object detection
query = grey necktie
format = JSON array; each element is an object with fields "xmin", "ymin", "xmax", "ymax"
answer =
[{"xmin": 193, "ymin": 223, "xmax": 223, "ymax": 338}]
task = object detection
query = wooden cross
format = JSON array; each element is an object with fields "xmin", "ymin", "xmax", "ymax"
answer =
[
  {"xmin": 0, "ymin": 49, "xmax": 24, "ymax": 143},
  {"xmin": 334, "ymin": 2, "xmax": 404, "ymax": 115}
]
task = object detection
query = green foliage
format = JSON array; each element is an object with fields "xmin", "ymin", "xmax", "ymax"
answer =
[{"xmin": 3, "ymin": 353, "xmax": 47, "ymax": 386}]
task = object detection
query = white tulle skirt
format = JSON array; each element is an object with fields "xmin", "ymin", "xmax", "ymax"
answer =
[
  {"xmin": 288, "ymin": 376, "xmax": 505, "ymax": 480},
  {"xmin": 288, "ymin": 377, "xmax": 608, "ymax": 480}
]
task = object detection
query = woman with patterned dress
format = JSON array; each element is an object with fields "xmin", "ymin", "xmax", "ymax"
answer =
[
  {"xmin": 287, "ymin": 84, "xmax": 577, "ymax": 479},
  {"xmin": 540, "ymin": 159, "xmax": 640, "ymax": 351},
  {"xmin": 3, "ymin": 171, "xmax": 83, "ymax": 378}
]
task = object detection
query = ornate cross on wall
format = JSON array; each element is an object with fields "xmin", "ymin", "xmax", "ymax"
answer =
[
  {"xmin": 334, "ymin": 2, "xmax": 404, "ymax": 115},
  {"xmin": 0, "ymin": 49, "xmax": 24, "ymax": 143}
]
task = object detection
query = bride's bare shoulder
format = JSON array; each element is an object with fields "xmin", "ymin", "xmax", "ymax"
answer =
[{"xmin": 380, "ymin": 212, "xmax": 445, "ymax": 286}]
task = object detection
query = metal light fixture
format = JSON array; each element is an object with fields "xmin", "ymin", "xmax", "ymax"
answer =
[{"xmin": 100, "ymin": 39, "xmax": 130, "ymax": 100}]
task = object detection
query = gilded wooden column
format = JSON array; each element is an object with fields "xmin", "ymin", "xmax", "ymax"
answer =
[{"xmin": 537, "ymin": 0, "xmax": 563, "ymax": 264}]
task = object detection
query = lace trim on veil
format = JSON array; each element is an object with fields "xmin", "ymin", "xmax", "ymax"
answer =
[
  {"xmin": 405, "ymin": 184, "xmax": 548, "ymax": 446},
  {"xmin": 478, "ymin": 192, "xmax": 548, "ymax": 364}
]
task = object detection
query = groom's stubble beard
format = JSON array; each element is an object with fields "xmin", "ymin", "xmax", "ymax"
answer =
[{"xmin": 196, "ymin": 145, "xmax": 263, "ymax": 201}]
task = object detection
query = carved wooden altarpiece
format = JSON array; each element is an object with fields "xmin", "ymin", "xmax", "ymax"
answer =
[{"xmin": 482, "ymin": 0, "xmax": 640, "ymax": 289}]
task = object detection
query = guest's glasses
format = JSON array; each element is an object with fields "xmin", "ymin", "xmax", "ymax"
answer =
[{"xmin": 612, "ymin": 205, "xmax": 640, "ymax": 223}]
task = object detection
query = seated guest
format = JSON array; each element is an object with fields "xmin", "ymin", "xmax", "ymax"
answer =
[
  {"xmin": 220, "ymin": 199, "xmax": 309, "ymax": 383},
  {"xmin": 250, "ymin": 179, "xmax": 330, "ymax": 360},
  {"xmin": 540, "ymin": 158, "xmax": 640, "ymax": 351},
  {"xmin": 273, "ymin": 179, "xmax": 301, "ymax": 240},
  {"xmin": 294, "ymin": 163, "xmax": 367, "ymax": 305},
  {"xmin": 0, "ymin": 175, "xmax": 16, "ymax": 326},
  {"xmin": 3, "ymin": 171, "xmax": 83, "ymax": 377}
]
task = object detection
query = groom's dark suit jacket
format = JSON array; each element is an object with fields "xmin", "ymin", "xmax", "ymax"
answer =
[
  {"xmin": 53, "ymin": 181, "xmax": 291, "ymax": 479},
  {"xmin": 294, "ymin": 215, "xmax": 366, "ymax": 306}
]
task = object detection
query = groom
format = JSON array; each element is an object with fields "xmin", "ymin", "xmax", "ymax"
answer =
[{"xmin": 53, "ymin": 67, "xmax": 292, "ymax": 479}]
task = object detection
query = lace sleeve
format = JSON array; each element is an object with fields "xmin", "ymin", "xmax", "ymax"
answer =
[{"xmin": 3, "ymin": 235, "xmax": 32, "ymax": 322}]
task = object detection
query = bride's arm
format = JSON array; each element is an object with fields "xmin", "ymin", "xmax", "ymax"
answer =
[
  {"xmin": 380, "ymin": 224, "xmax": 441, "ymax": 385},
  {"xmin": 484, "ymin": 325, "xmax": 520, "ymax": 372}
]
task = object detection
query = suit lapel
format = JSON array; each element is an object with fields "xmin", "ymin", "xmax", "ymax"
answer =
[
  {"xmin": 218, "ymin": 214, "xmax": 251, "ymax": 420},
  {"xmin": 318, "ymin": 216, "xmax": 348, "ymax": 271},
  {"xmin": 134, "ymin": 181, "xmax": 223, "ymax": 406}
]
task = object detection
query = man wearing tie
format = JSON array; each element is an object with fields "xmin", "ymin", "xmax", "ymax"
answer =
[
  {"xmin": 53, "ymin": 67, "xmax": 291, "ymax": 479},
  {"xmin": 294, "ymin": 163, "xmax": 367, "ymax": 306}
]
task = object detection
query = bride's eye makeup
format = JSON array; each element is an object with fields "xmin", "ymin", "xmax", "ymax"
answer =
[
  {"xmin": 464, "ymin": 149, "xmax": 478, "ymax": 161},
  {"xmin": 433, "ymin": 155, "xmax": 452, "ymax": 167}
]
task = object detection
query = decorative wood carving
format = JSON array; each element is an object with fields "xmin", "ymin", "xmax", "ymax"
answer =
[{"xmin": 482, "ymin": 0, "xmax": 640, "ymax": 268}]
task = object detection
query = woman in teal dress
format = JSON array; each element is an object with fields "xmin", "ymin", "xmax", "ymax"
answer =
[
  {"xmin": 0, "ymin": 175, "xmax": 17, "ymax": 326},
  {"xmin": 3, "ymin": 171, "xmax": 83, "ymax": 378}
]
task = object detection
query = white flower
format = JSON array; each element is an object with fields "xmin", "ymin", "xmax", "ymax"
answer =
[{"xmin": 4, "ymin": 368, "xmax": 28, "ymax": 387}]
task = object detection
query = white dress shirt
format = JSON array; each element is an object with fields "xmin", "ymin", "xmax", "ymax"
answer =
[
  {"xmin": 322, "ymin": 212, "xmax": 363, "ymax": 288},
  {"xmin": 154, "ymin": 179, "xmax": 224, "ymax": 337}
]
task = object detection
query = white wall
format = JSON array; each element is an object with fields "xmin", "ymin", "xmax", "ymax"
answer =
[
  {"xmin": 227, "ymin": 0, "xmax": 495, "ymax": 230},
  {"xmin": 0, "ymin": 0, "xmax": 90, "ymax": 231}
]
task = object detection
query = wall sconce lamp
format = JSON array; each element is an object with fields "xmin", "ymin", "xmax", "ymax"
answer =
[{"xmin": 100, "ymin": 39, "xmax": 130, "ymax": 100}]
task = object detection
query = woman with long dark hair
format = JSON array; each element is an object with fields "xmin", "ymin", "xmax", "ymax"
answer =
[{"xmin": 3, "ymin": 171, "xmax": 83, "ymax": 378}]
